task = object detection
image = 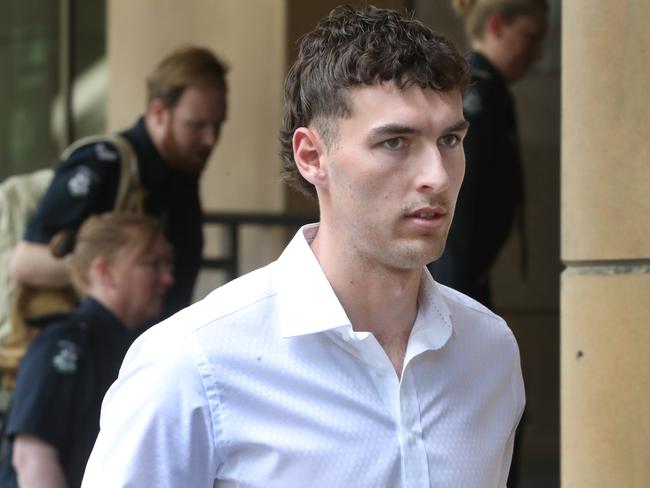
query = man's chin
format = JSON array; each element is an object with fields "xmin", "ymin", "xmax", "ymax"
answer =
[
  {"xmin": 413, "ymin": 238, "xmax": 446, "ymax": 265},
  {"xmin": 426, "ymin": 246, "xmax": 446, "ymax": 264},
  {"xmin": 171, "ymin": 158, "xmax": 206, "ymax": 176},
  {"xmin": 190, "ymin": 155, "xmax": 210, "ymax": 173},
  {"xmin": 390, "ymin": 248, "xmax": 444, "ymax": 271}
]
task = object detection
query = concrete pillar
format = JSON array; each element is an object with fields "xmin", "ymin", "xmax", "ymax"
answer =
[{"xmin": 562, "ymin": 1, "xmax": 650, "ymax": 486}]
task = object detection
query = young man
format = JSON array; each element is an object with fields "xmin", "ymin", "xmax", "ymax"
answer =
[
  {"xmin": 9, "ymin": 46, "xmax": 227, "ymax": 317},
  {"xmin": 82, "ymin": 7, "xmax": 524, "ymax": 487},
  {"xmin": 0, "ymin": 214, "xmax": 173, "ymax": 488}
]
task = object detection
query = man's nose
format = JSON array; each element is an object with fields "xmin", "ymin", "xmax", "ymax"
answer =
[
  {"xmin": 160, "ymin": 264, "xmax": 175, "ymax": 289},
  {"xmin": 201, "ymin": 124, "xmax": 220, "ymax": 147},
  {"xmin": 417, "ymin": 146, "xmax": 450, "ymax": 193}
]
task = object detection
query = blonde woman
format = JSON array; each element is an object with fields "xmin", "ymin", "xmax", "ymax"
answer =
[{"xmin": 0, "ymin": 213, "xmax": 173, "ymax": 488}]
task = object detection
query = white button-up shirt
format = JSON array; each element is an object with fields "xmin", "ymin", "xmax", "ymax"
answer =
[{"xmin": 83, "ymin": 224, "xmax": 524, "ymax": 488}]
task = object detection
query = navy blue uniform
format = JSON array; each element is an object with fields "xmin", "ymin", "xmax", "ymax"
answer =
[
  {"xmin": 429, "ymin": 51, "xmax": 525, "ymax": 306},
  {"xmin": 25, "ymin": 118, "xmax": 204, "ymax": 318},
  {"xmin": 0, "ymin": 298, "xmax": 133, "ymax": 487}
]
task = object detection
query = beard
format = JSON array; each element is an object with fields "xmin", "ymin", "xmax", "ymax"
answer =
[{"xmin": 159, "ymin": 129, "xmax": 210, "ymax": 176}]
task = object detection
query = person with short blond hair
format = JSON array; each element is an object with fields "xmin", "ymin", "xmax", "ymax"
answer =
[
  {"xmin": 0, "ymin": 213, "xmax": 173, "ymax": 488},
  {"xmin": 429, "ymin": 0, "xmax": 548, "ymax": 306}
]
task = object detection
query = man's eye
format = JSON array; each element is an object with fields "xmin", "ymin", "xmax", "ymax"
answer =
[
  {"xmin": 382, "ymin": 137, "xmax": 407, "ymax": 150},
  {"xmin": 186, "ymin": 121, "xmax": 204, "ymax": 131},
  {"xmin": 440, "ymin": 134, "xmax": 461, "ymax": 147}
]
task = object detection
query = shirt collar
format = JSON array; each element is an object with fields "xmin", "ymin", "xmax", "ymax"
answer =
[
  {"xmin": 77, "ymin": 296, "xmax": 134, "ymax": 349},
  {"xmin": 405, "ymin": 269, "xmax": 453, "ymax": 360},
  {"xmin": 468, "ymin": 51, "xmax": 507, "ymax": 86},
  {"xmin": 275, "ymin": 224, "xmax": 453, "ymax": 352},
  {"xmin": 275, "ymin": 224, "xmax": 352, "ymax": 338},
  {"xmin": 121, "ymin": 117, "xmax": 201, "ymax": 189},
  {"xmin": 120, "ymin": 118, "xmax": 167, "ymax": 188}
]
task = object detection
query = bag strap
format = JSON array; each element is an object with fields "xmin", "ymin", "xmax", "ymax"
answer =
[{"xmin": 61, "ymin": 134, "xmax": 145, "ymax": 213}]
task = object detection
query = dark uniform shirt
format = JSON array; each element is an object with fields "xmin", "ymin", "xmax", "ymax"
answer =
[
  {"xmin": 0, "ymin": 297, "xmax": 133, "ymax": 487},
  {"xmin": 24, "ymin": 118, "xmax": 204, "ymax": 318},
  {"xmin": 429, "ymin": 51, "xmax": 524, "ymax": 306}
]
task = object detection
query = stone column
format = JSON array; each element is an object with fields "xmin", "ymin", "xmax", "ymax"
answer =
[{"xmin": 562, "ymin": 2, "xmax": 650, "ymax": 486}]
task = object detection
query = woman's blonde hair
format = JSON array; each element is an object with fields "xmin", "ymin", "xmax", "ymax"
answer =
[
  {"xmin": 52, "ymin": 213, "xmax": 164, "ymax": 294},
  {"xmin": 451, "ymin": 0, "xmax": 547, "ymax": 40}
]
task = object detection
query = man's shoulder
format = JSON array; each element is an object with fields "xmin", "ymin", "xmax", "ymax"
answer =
[
  {"xmin": 463, "ymin": 76, "xmax": 503, "ymax": 120},
  {"xmin": 118, "ymin": 118, "xmax": 159, "ymax": 169},
  {"xmin": 119, "ymin": 263, "xmax": 280, "ymax": 379},
  {"xmin": 194, "ymin": 263, "xmax": 278, "ymax": 327},
  {"xmin": 51, "ymin": 138, "xmax": 123, "ymax": 193},
  {"xmin": 145, "ymin": 262, "xmax": 279, "ymax": 343},
  {"xmin": 60, "ymin": 136, "xmax": 126, "ymax": 169},
  {"xmin": 435, "ymin": 283, "xmax": 514, "ymax": 336},
  {"xmin": 463, "ymin": 59, "xmax": 510, "ymax": 115},
  {"xmin": 433, "ymin": 284, "xmax": 521, "ymax": 366}
]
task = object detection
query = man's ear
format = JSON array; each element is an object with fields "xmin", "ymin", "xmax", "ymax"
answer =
[
  {"xmin": 485, "ymin": 12, "xmax": 505, "ymax": 38},
  {"xmin": 148, "ymin": 98, "xmax": 168, "ymax": 125},
  {"xmin": 293, "ymin": 127, "xmax": 329, "ymax": 189}
]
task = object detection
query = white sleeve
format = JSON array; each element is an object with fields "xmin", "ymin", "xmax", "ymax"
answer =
[
  {"xmin": 81, "ymin": 327, "xmax": 219, "ymax": 487},
  {"xmin": 499, "ymin": 333, "xmax": 526, "ymax": 488}
]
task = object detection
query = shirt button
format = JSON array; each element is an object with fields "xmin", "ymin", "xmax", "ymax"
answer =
[{"xmin": 407, "ymin": 432, "xmax": 416, "ymax": 445}]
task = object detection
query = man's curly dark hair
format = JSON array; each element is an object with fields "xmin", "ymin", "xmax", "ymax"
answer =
[{"xmin": 280, "ymin": 5, "xmax": 470, "ymax": 198}]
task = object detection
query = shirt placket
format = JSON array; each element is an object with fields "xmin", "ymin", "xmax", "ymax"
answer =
[
  {"xmin": 398, "ymin": 364, "xmax": 429, "ymax": 487},
  {"xmin": 351, "ymin": 333, "xmax": 430, "ymax": 488}
]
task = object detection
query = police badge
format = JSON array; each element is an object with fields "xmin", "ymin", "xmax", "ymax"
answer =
[
  {"xmin": 67, "ymin": 166, "xmax": 97, "ymax": 197},
  {"xmin": 52, "ymin": 340, "xmax": 80, "ymax": 373}
]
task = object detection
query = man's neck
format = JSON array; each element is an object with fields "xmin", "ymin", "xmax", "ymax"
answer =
[
  {"xmin": 143, "ymin": 113, "xmax": 169, "ymax": 162},
  {"xmin": 310, "ymin": 226, "xmax": 422, "ymax": 378},
  {"xmin": 471, "ymin": 42, "xmax": 510, "ymax": 83}
]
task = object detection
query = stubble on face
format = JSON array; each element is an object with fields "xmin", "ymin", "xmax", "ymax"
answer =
[
  {"xmin": 316, "ymin": 83, "xmax": 466, "ymax": 274},
  {"xmin": 336, "ymin": 171, "xmax": 457, "ymax": 271},
  {"xmin": 160, "ymin": 85, "xmax": 227, "ymax": 176}
]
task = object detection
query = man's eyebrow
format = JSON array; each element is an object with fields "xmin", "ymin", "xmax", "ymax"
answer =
[
  {"xmin": 368, "ymin": 120, "xmax": 470, "ymax": 139},
  {"xmin": 368, "ymin": 124, "xmax": 421, "ymax": 139},
  {"xmin": 445, "ymin": 119, "xmax": 470, "ymax": 133}
]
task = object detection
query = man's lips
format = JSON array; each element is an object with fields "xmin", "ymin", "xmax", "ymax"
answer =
[
  {"xmin": 404, "ymin": 206, "xmax": 448, "ymax": 229},
  {"xmin": 405, "ymin": 206, "xmax": 447, "ymax": 218}
]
